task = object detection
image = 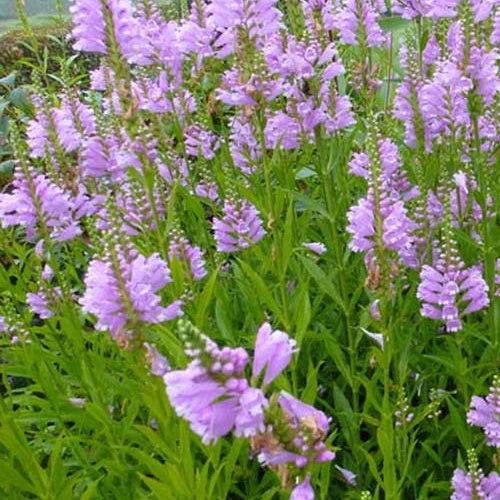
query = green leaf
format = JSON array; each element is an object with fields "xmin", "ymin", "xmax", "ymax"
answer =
[
  {"xmin": 378, "ymin": 15, "xmax": 411, "ymax": 33},
  {"xmin": 299, "ymin": 255, "xmax": 345, "ymax": 312},
  {"xmin": 0, "ymin": 73, "xmax": 16, "ymax": 87},
  {"xmin": 8, "ymin": 88, "xmax": 33, "ymax": 116},
  {"xmin": 195, "ymin": 268, "xmax": 219, "ymax": 329},
  {"xmin": 0, "ymin": 160, "xmax": 14, "ymax": 176},
  {"xmin": 238, "ymin": 260, "xmax": 287, "ymax": 327}
]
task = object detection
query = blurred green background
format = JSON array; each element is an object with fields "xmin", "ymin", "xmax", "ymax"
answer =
[{"xmin": 0, "ymin": 0, "xmax": 70, "ymax": 34}]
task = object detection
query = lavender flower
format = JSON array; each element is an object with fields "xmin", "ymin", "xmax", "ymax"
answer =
[
  {"xmin": 27, "ymin": 287, "xmax": 62, "ymax": 319},
  {"xmin": 252, "ymin": 322, "xmax": 297, "ymax": 385},
  {"xmin": 451, "ymin": 468, "xmax": 500, "ymax": 500},
  {"xmin": 229, "ymin": 114, "xmax": 261, "ymax": 175},
  {"xmin": 303, "ymin": 242, "xmax": 327, "ymax": 255},
  {"xmin": 234, "ymin": 387, "xmax": 268, "ymax": 437},
  {"xmin": 346, "ymin": 135, "xmax": 416, "ymax": 270},
  {"xmin": 258, "ymin": 391, "xmax": 334, "ymax": 467},
  {"xmin": 26, "ymin": 113, "xmax": 50, "ymax": 158},
  {"xmin": 334, "ymin": 0, "xmax": 386, "ymax": 48},
  {"xmin": 0, "ymin": 169, "xmax": 86, "ymax": 242},
  {"xmin": 213, "ymin": 199, "xmax": 266, "ymax": 252},
  {"xmin": 70, "ymin": 0, "xmax": 107, "ymax": 54},
  {"xmin": 347, "ymin": 191, "xmax": 414, "ymax": 256},
  {"xmin": 184, "ymin": 125, "xmax": 220, "ymax": 160},
  {"xmin": 495, "ymin": 259, "xmax": 500, "ymax": 297},
  {"xmin": 417, "ymin": 244, "xmax": 489, "ymax": 332},
  {"xmin": 335, "ymin": 465, "xmax": 357, "ymax": 486},
  {"xmin": 468, "ymin": 45, "xmax": 500, "ymax": 106},
  {"xmin": 178, "ymin": 2, "xmax": 215, "ymax": 66},
  {"xmin": 195, "ymin": 180, "xmax": 219, "ymax": 202},
  {"xmin": 393, "ymin": 0, "xmax": 460, "ymax": 19},
  {"xmin": 163, "ymin": 323, "xmax": 267, "ymax": 444},
  {"xmin": 165, "ymin": 362, "xmax": 242, "ymax": 443},
  {"xmin": 169, "ymin": 236, "xmax": 208, "ymax": 282},
  {"xmin": 52, "ymin": 97, "xmax": 95, "ymax": 153},
  {"xmin": 264, "ymin": 112, "xmax": 301, "ymax": 150},
  {"xmin": 290, "ymin": 475, "xmax": 314, "ymax": 500},
  {"xmin": 467, "ymin": 378, "xmax": 500, "ymax": 447},
  {"xmin": 419, "ymin": 61, "xmax": 472, "ymax": 149},
  {"xmin": 107, "ymin": 0, "xmax": 153, "ymax": 65},
  {"xmin": 361, "ymin": 327, "xmax": 384, "ymax": 351},
  {"xmin": 207, "ymin": 0, "xmax": 283, "ymax": 57},
  {"xmin": 81, "ymin": 249, "xmax": 182, "ymax": 339},
  {"xmin": 145, "ymin": 342, "xmax": 170, "ymax": 377},
  {"xmin": 52, "ymin": 101, "xmax": 79, "ymax": 151}
]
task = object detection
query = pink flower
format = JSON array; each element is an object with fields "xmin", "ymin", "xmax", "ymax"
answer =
[{"xmin": 252, "ymin": 322, "xmax": 297, "ymax": 385}]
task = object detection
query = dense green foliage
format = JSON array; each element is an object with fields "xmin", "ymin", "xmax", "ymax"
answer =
[{"xmin": 0, "ymin": 1, "xmax": 498, "ymax": 499}]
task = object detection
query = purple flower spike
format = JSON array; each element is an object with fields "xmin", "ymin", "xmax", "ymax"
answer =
[
  {"xmin": 27, "ymin": 288, "xmax": 61, "ymax": 319},
  {"xmin": 417, "ymin": 245, "xmax": 489, "ymax": 332},
  {"xmin": 467, "ymin": 379, "xmax": 500, "ymax": 448},
  {"xmin": 334, "ymin": 0, "xmax": 386, "ymax": 48},
  {"xmin": 0, "ymin": 169, "xmax": 90, "ymax": 242},
  {"xmin": 107, "ymin": 0, "xmax": 153, "ymax": 65},
  {"xmin": 169, "ymin": 236, "xmax": 208, "ymax": 282},
  {"xmin": 252, "ymin": 322, "xmax": 297, "ymax": 385},
  {"xmin": 451, "ymin": 468, "xmax": 474, "ymax": 500},
  {"xmin": 164, "ymin": 326, "xmax": 268, "ymax": 444},
  {"xmin": 213, "ymin": 199, "xmax": 266, "ymax": 252},
  {"xmin": 70, "ymin": 0, "xmax": 107, "ymax": 54},
  {"xmin": 81, "ymin": 250, "xmax": 182, "ymax": 339},
  {"xmin": 451, "ymin": 468, "xmax": 500, "ymax": 500},
  {"xmin": 290, "ymin": 475, "xmax": 314, "ymax": 500}
]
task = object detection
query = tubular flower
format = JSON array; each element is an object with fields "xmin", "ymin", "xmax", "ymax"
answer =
[
  {"xmin": 346, "ymin": 134, "xmax": 417, "ymax": 270},
  {"xmin": 229, "ymin": 114, "xmax": 262, "ymax": 175},
  {"xmin": 207, "ymin": 0, "xmax": 283, "ymax": 57},
  {"xmin": 144, "ymin": 343, "xmax": 170, "ymax": 377},
  {"xmin": 163, "ymin": 321, "xmax": 335, "ymax": 495},
  {"xmin": 467, "ymin": 378, "xmax": 500, "ymax": 447},
  {"xmin": 252, "ymin": 322, "xmax": 297, "ymax": 385},
  {"xmin": 451, "ymin": 468, "xmax": 500, "ymax": 500},
  {"xmin": 417, "ymin": 242, "xmax": 489, "ymax": 332},
  {"xmin": 213, "ymin": 199, "xmax": 266, "ymax": 252},
  {"xmin": 27, "ymin": 287, "xmax": 62, "ymax": 319},
  {"xmin": 347, "ymin": 189, "xmax": 414, "ymax": 256},
  {"xmin": 168, "ymin": 236, "xmax": 208, "ymax": 282},
  {"xmin": 290, "ymin": 475, "xmax": 314, "ymax": 500},
  {"xmin": 107, "ymin": 0, "xmax": 153, "ymax": 65},
  {"xmin": 419, "ymin": 61, "xmax": 472, "ymax": 149},
  {"xmin": 393, "ymin": 0, "xmax": 460, "ymax": 19},
  {"xmin": 257, "ymin": 391, "xmax": 334, "ymax": 468},
  {"xmin": 333, "ymin": 0, "xmax": 386, "ymax": 48},
  {"xmin": 69, "ymin": 0, "xmax": 107, "ymax": 54},
  {"xmin": 81, "ymin": 248, "xmax": 182, "ymax": 339},
  {"xmin": 184, "ymin": 125, "xmax": 220, "ymax": 160},
  {"xmin": 0, "ymin": 168, "xmax": 90, "ymax": 242},
  {"xmin": 264, "ymin": 111, "xmax": 301, "ymax": 150},
  {"xmin": 163, "ymin": 322, "xmax": 267, "ymax": 444}
]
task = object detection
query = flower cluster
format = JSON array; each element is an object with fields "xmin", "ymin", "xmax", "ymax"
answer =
[
  {"xmin": 417, "ymin": 241, "xmax": 489, "ymax": 333},
  {"xmin": 451, "ymin": 449, "xmax": 500, "ymax": 500},
  {"xmin": 467, "ymin": 376, "xmax": 500, "ymax": 448},
  {"xmin": 161, "ymin": 321, "xmax": 333, "ymax": 498},
  {"xmin": 81, "ymin": 246, "xmax": 182, "ymax": 342},
  {"xmin": 213, "ymin": 199, "xmax": 266, "ymax": 253}
]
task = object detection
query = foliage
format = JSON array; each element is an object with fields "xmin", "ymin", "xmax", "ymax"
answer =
[{"xmin": 0, "ymin": 1, "xmax": 498, "ymax": 499}]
